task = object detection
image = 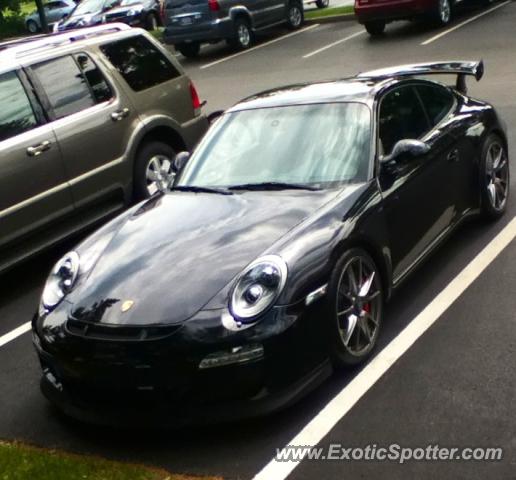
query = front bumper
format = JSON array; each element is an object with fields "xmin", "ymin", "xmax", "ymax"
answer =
[
  {"xmin": 33, "ymin": 300, "xmax": 331, "ymax": 427},
  {"xmin": 163, "ymin": 17, "xmax": 234, "ymax": 45}
]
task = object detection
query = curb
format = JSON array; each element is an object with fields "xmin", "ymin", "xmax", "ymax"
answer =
[{"xmin": 305, "ymin": 13, "xmax": 357, "ymax": 24}]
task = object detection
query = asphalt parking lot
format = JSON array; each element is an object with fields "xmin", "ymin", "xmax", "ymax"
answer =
[{"xmin": 2, "ymin": 2, "xmax": 516, "ymax": 479}]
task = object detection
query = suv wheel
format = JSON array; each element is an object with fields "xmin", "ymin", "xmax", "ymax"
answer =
[
  {"xmin": 364, "ymin": 20, "xmax": 386, "ymax": 35},
  {"xmin": 146, "ymin": 12, "xmax": 159, "ymax": 31},
  {"xmin": 316, "ymin": 0, "xmax": 329, "ymax": 8},
  {"xmin": 27, "ymin": 20, "xmax": 39, "ymax": 33},
  {"xmin": 229, "ymin": 17, "xmax": 253, "ymax": 50},
  {"xmin": 434, "ymin": 0, "xmax": 452, "ymax": 25},
  {"xmin": 134, "ymin": 141, "xmax": 177, "ymax": 200},
  {"xmin": 286, "ymin": 2, "xmax": 304, "ymax": 29},
  {"xmin": 176, "ymin": 42, "xmax": 201, "ymax": 58}
]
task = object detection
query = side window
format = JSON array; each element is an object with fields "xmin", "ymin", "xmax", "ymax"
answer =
[
  {"xmin": 32, "ymin": 55, "xmax": 95, "ymax": 119},
  {"xmin": 100, "ymin": 35, "xmax": 181, "ymax": 92},
  {"xmin": 416, "ymin": 84, "xmax": 454, "ymax": 127},
  {"xmin": 74, "ymin": 53, "xmax": 113, "ymax": 104},
  {"xmin": 379, "ymin": 86, "xmax": 430, "ymax": 155},
  {"xmin": 0, "ymin": 71, "xmax": 38, "ymax": 142}
]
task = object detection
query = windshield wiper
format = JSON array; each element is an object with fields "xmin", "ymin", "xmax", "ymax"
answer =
[
  {"xmin": 173, "ymin": 185, "xmax": 232, "ymax": 195},
  {"xmin": 228, "ymin": 182, "xmax": 320, "ymax": 191}
]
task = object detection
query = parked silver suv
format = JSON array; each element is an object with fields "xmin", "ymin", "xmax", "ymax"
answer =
[{"xmin": 0, "ymin": 24, "xmax": 208, "ymax": 273}]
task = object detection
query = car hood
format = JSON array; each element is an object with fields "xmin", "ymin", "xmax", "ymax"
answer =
[{"xmin": 68, "ymin": 189, "xmax": 340, "ymax": 326}]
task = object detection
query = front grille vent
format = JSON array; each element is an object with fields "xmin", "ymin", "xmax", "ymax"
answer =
[{"xmin": 66, "ymin": 319, "xmax": 181, "ymax": 341}]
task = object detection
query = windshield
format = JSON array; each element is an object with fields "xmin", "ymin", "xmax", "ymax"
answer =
[{"xmin": 178, "ymin": 103, "xmax": 371, "ymax": 190}]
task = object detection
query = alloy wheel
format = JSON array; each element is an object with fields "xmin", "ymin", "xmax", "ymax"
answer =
[
  {"xmin": 485, "ymin": 141, "xmax": 509, "ymax": 211},
  {"xmin": 336, "ymin": 256, "xmax": 382, "ymax": 356},
  {"xmin": 237, "ymin": 24, "xmax": 251, "ymax": 48},
  {"xmin": 439, "ymin": 0, "xmax": 451, "ymax": 24},
  {"xmin": 146, "ymin": 155, "xmax": 175, "ymax": 196},
  {"xmin": 289, "ymin": 5, "xmax": 302, "ymax": 27}
]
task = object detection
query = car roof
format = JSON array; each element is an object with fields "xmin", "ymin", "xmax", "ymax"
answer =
[
  {"xmin": 227, "ymin": 77, "xmax": 401, "ymax": 112},
  {"xmin": 0, "ymin": 24, "xmax": 139, "ymax": 74},
  {"xmin": 227, "ymin": 60, "xmax": 483, "ymax": 112}
]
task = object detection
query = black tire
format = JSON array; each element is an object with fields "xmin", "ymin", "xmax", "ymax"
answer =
[
  {"xmin": 433, "ymin": 0, "xmax": 452, "ymax": 26},
  {"xmin": 327, "ymin": 248, "xmax": 384, "ymax": 368},
  {"xmin": 316, "ymin": 0, "xmax": 329, "ymax": 8},
  {"xmin": 146, "ymin": 12, "xmax": 159, "ymax": 31},
  {"xmin": 480, "ymin": 134, "xmax": 509, "ymax": 220},
  {"xmin": 134, "ymin": 141, "xmax": 177, "ymax": 201},
  {"xmin": 286, "ymin": 2, "xmax": 304, "ymax": 30},
  {"xmin": 228, "ymin": 17, "xmax": 253, "ymax": 50},
  {"xmin": 26, "ymin": 20, "xmax": 39, "ymax": 33},
  {"xmin": 176, "ymin": 42, "xmax": 201, "ymax": 58},
  {"xmin": 364, "ymin": 20, "xmax": 386, "ymax": 36}
]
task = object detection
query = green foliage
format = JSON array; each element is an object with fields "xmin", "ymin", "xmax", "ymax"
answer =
[{"xmin": 0, "ymin": 441, "xmax": 221, "ymax": 480}]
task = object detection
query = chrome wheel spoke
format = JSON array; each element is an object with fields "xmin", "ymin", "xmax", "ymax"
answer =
[
  {"xmin": 362, "ymin": 290, "xmax": 380, "ymax": 302},
  {"xmin": 342, "ymin": 314, "xmax": 358, "ymax": 346},
  {"xmin": 487, "ymin": 182, "xmax": 496, "ymax": 205},
  {"xmin": 359, "ymin": 271, "xmax": 375, "ymax": 298},
  {"xmin": 337, "ymin": 306, "xmax": 353, "ymax": 317}
]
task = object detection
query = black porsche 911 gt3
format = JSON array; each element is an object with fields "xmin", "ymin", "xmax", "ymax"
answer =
[{"xmin": 33, "ymin": 60, "xmax": 510, "ymax": 426}]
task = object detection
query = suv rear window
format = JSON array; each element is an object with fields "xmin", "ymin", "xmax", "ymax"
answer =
[
  {"xmin": 101, "ymin": 35, "xmax": 181, "ymax": 92},
  {"xmin": 32, "ymin": 54, "xmax": 113, "ymax": 119},
  {"xmin": 0, "ymin": 71, "xmax": 38, "ymax": 142},
  {"xmin": 32, "ymin": 55, "xmax": 96, "ymax": 119}
]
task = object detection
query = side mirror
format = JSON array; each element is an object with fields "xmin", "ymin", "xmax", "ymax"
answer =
[
  {"xmin": 173, "ymin": 151, "xmax": 190, "ymax": 173},
  {"xmin": 380, "ymin": 139, "xmax": 430, "ymax": 164}
]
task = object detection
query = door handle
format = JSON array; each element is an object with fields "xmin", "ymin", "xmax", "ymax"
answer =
[
  {"xmin": 111, "ymin": 108, "xmax": 130, "ymax": 122},
  {"xmin": 447, "ymin": 149, "xmax": 459, "ymax": 162},
  {"xmin": 26, "ymin": 140, "xmax": 51, "ymax": 157}
]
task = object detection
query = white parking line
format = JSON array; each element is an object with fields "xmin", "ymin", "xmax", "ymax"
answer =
[
  {"xmin": 200, "ymin": 24, "xmax": 320, "ymax": 69},
  {"xmin": 253, "ymin": 216, "xmax": 516, "ymax": 480},
  {"xmin": 421, "ymin": 0, "xmax": 510, "ymax": 45},
  {"xmin": 302, "ymin": 29, "xmax": 365, "ymax": 58},
  {"xmin": 0, "ymin": 322, "xmax": 31, "ymax": 349}
]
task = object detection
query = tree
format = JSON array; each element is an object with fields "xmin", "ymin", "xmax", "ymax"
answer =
[{"xmin": 0, "ymin": 0, "xmax": 49, "ymax": 33}]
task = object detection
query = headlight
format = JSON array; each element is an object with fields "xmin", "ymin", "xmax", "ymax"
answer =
[
  {"xmin": 41, "ymin": 251, "xmax": 80, "ymax": 312},
  {"xmin": 230, "ymin": 255, "xmax": 287, "ymax": 322}
]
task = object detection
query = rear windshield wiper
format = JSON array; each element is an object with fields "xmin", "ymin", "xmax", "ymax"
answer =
[
  {"xmin": 173, "ymin": 185, "xmax": 232, "ymax": 195},
  {"xmin": 228, "ymin": 182, "xmax": 320, "ymax": 191}
]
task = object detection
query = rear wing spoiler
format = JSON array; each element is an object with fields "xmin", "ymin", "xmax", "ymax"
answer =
[{"xmin": 357, "ymin": 60, "xmax": 484, "ymax": 94}]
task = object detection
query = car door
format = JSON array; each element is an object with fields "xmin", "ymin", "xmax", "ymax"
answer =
[
  {"xmin": 26, "ymin": 51, "xmax": 138, "ymax": 210},
  {"xmin": 377, "ymin": 83, "xmax": 454, "ymax": 283},
  {"xmin": 0, "ymin": 69, "xmax": 74, "ymax": 253},
  {"xmin": 415, "ymin": 82, "xmax": 477, "ymax": 218},
  {"xmin": 45, "ymin": 1, "xmax": 63, "ymax": 23}
]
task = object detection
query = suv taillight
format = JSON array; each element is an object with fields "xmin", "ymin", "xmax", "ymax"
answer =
[
  {"xmin": 189, "ymin": 81, "xmax": 202, "ymax": 115},
  {"xmin": 208, "ymin": 0, "xmax": 220, "ymax": 11}
]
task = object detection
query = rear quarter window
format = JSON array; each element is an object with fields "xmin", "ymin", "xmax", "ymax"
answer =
[{"xmin": 100, "ymin": 35, "xmax": 181, "ymax": 92}]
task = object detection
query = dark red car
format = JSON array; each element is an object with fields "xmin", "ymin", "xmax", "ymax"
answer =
[{"xmin": 355, "ymin": 0, "xmax": 490, "ymax": 36}]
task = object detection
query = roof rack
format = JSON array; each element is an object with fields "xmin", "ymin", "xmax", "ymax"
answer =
[
  {"xmin": 357, "ymin": 60, "xmax": 484, "ymax": 94},
  {"xmin": 0, "ymin": 23, "xmax": 131, "ymax": 59}
]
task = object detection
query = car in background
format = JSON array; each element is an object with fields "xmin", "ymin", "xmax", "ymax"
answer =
[
  {"xmin": 25, "ymin": 0, "xmax": 76, "ymax": 33},
  {"xmin": 304, "ymin": 0, "xmax": 330, "ymax": 8},
  {"xmin": 163, "ymin": 0, "xmax": 305, "ymax": 57},
  {"xmin": 99, "ymin": 0, "xmax": 163, "ymax": 29},
  {"xmin": 355, "ymin": 0, "xmax": 491, "ymax": 35},
  {"xmin": 0, "ymin": 24, "xmax": 208, "ymax": 274},
  {"xmin": 56, "ymin": 0, "xmax": 162, "ymax": 31}
]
